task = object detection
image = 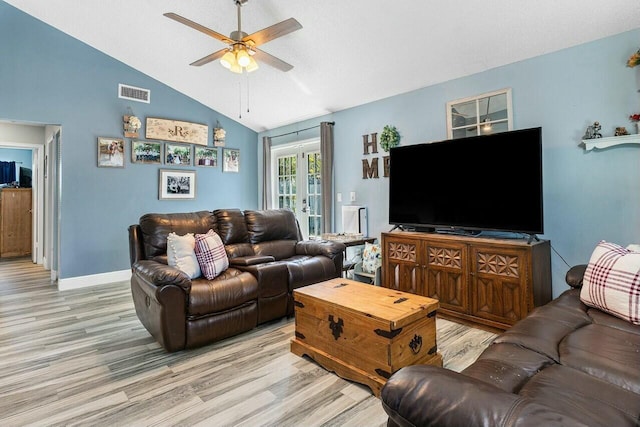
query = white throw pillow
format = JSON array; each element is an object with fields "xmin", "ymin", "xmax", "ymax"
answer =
[
  {"xmin": 166, "ymin": 232, "xmax": 201, "ymax": 279},
  {"xmin": 581, "ymin": 241, "xmax": 640, "ymax": 325}
]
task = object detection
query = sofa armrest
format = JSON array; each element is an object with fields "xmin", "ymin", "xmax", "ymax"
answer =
[
  {"xmin": 381, "ymin": 365, "xmax": 585, "ymax": 427},
  {"xmin": 128, "ymin": 224, "xmax": 145, "ymax": 266},
  {"xmin": 229, "ymin": 255, "xmax": 276, "ymax": 266},
  {"xmin": 566, "ymin": 264, "xmax": 588, "ymax": 288},
  {"xmin": 132, "ymin": 260, "xmax": 192, "ymax": 292},
  {"xmin": 295, "ymin": 239, "xmax": 346, "ymax": 258}
]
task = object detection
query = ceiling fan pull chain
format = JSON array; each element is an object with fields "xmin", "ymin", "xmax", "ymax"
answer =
[
  {"xmin": 238, "ymin": 81, "xmax": 242, "ymax": 119},
  {"xmin": 246, "ymin": 74, "xmax": 250, "ymax": 113}
]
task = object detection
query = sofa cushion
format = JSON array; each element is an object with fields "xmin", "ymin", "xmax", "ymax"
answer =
[
  {"xmin": 253, "ymin": 240, "xmax": 297, "ymax": 260},
  {"xmin": 139, "ymin": 211, "xmax": 217, "ymax": 259},
  {"xmin": 213, "ymin": 208, "xmax": 249, "ymax": 244},
  {"xmin": 581, "ymin": 241, "xmax": 640, "ymax": 325},
  {"xmin": 244, "ymin": 209, "xmax": 299, "ymax": 244},
  {"xmin": 194, "ymin": 230, "xmax": 229, "ymax": 280},
  {"xmin": 188, "ymin": 269, "xmax": 258, "ymax": 317},
  {"xmin": 519, "ymin": 364, "xmax": 640, "ymax": 427},
  {"xmin": 559, "ymin": 323, "xmax": 640, "ymax": 394},
  {"xmin": 166, "ymin": 232, "xmax": 201, "ymax": 279}
]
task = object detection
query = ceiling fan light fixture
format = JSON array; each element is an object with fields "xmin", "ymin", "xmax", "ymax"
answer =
[
  {"xmin": 220, "ymin": 51, "xmax": 236, "ymax": 69},
  {"xmin": 246, "ymin": 56, "xmax": 259, "ymax": 72},
  {"xmin": 230, "ymin": 62, "xmax": 243, "ymax": 74},
  {"xmin": 236, "ymin": 48, "xmax": 251, "ymax": 67},
  {"xmin": 482, "ymin": 117, "xmax": 492, "ymax": 132}
]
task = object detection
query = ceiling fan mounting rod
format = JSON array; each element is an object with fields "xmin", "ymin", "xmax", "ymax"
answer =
[{"xmin": 236, "ymin": 0, "xmax": 243, "ymax": 40}]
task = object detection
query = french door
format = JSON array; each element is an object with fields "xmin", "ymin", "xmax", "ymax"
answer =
[{"xmin": 271, "ymin": 139, "xmax": 322, "ymax": 239}]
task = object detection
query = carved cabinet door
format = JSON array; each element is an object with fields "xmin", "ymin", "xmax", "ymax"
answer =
[
  {"xmin": 470, "ymin": 245, "xmax": 528, "ymax": 326},
  {"xmin": 383, "ymin": 236, "xmax": 421, "ymax": 295},
  {"xmin": 423, "ymin": 241, "xmax": 468, "ymax": 313}
]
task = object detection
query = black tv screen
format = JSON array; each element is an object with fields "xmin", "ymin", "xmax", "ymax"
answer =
[{"xmin": 389, "ymin": 127, "xmax": 543, "ymax": 235}]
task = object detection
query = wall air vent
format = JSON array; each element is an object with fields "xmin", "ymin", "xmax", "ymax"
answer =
[{"xmin": 118, "ymin": 84, "xmax": 150, "ymax": 103}]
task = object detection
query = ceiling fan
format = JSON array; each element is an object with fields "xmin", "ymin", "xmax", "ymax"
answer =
[{"xmin": 164, "ymin": 0, "xmax": 302, "ymax": 73}]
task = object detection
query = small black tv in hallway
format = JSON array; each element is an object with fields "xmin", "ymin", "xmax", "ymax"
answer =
[{"xmin": 389, "ymin": 127, "xmax": 543, "ymax": 235}]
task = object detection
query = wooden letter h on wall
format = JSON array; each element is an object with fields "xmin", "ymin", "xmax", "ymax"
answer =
[{"xmin": 362, "ymin": 133, "xmax": 378, "ymax": 155}]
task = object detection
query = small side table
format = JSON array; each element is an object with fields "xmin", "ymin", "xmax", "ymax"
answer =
[{"xmin": 321, "ymin": 235, "xmax": 376, "ymax": 276}]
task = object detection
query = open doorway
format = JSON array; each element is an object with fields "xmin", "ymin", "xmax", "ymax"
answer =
[{"xmin": 0, "ymin": 121, "xmax": 60, "ymax": 282}]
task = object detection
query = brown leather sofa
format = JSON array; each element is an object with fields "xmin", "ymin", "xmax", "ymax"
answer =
[
  {"xmin": 380, "ymin": 265, "xmax": 640, "ymax": 427},
  {"xmin": 128, "ymin": 208, "xmax": 344, "ymax": 352}
]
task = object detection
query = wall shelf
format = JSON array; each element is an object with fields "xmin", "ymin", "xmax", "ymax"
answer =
[{"xmin": 582, "ymin": 133, "xmax": 640, "ymax": 151}]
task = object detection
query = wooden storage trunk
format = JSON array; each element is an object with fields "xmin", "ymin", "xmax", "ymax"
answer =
[{"xmin": 291, "ymin": 278, "xmax": 442, "ymax": 396}]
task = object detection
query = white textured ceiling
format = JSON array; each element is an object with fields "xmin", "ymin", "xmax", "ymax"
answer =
[{"xmin": 5, "ymin": 0, "xmax": 640, "ymax": 131}]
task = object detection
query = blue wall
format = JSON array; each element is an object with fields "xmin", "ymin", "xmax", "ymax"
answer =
[
  {"xmin": 260, "ymin": 29, "xmax": 640, "ymax": 297},
  {"xmin": 0, "ymin": 2, "xmax": 258, "ymax": 278},
  {"xmin": 0, "ymin": 148, "xmax": 32, "ymax": 184}
]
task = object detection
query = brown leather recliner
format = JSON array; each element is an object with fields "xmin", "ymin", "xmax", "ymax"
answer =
[
  {"xmin": 380, "ymin": 265, "xmax": 640, "ymax": 427},
  {"xmin": 128, "ymin": 208, "xmax": 345, "ymax": 352}
]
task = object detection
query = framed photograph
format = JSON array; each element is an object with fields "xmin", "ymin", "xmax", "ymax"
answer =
[
  {"xmin": 97, "ymin": 137, "xmax": 125, "ymax": 168},
  {"xmin": 223, "ymin": 148, "xmax": 240, "ymax": 173},
  {"xmin": 146, "ymin": 117, "xmax": 208, "ymax": 146},
  {"xmin": 195, "ymin": 147, "xmax": 218, "ymax": 167},
  {"xmin": 165, "ymin": 143, "xmax": 192, "ymax": 166},
  {"xmin": 131, "ymin": 140, "xmax": 162, "ymax": 164},
  {"xmin": 159, "ymin": 169, "xmax": 196, "ymax": 200}
]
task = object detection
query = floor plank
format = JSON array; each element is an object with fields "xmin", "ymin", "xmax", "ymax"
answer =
[{"xmin": 0, "ymin": 258, "xmax": 496, "ymax": 426}]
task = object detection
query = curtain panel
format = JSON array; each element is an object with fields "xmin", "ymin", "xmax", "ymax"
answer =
[
  {"xmin": 262, "ymin": 136, "xmax": 272, "ymax": 210},
  {"xmin": 320, "ymin": 122, "xmax": 334, "ymax": 233},
  {"xmin": 0, "ymin": 161, "xmax": 16, "ymax": 184}
]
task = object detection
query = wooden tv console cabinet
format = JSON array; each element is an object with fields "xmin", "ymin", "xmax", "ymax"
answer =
[{"xmin": 381, "ymin": 231, "xmax": 551, "ymax": 330}]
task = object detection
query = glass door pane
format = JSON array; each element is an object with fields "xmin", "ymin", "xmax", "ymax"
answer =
[{"xmin": 271, "ymin": 141, "xmax": 322, "ymax": 239}]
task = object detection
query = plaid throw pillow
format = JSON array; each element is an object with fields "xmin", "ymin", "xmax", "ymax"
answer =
[
  {"xmin": 194, "ymin": 230, "xmax": 229, "ymax": 280},
  {"xmin": 581, "ymin": 241, "xmax": 640, "ymax": 325}
]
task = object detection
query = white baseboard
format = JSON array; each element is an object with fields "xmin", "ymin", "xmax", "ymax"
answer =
[{"xmin": 58, "ymin": 269, "xmax": 131, "ymax": 291}]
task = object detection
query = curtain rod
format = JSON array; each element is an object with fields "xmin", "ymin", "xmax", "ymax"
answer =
[{"xmin": 268, "ymin": 121, "xmax": 335, "ymax": 139}]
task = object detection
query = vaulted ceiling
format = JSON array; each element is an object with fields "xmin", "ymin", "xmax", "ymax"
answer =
[{"xmin": 5, "ymin": 0, "xmax": 640, "ymax": 131}]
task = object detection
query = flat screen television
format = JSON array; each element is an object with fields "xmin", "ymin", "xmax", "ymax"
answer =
[
  {"xmin": 389, "ymin": 127, "xmax": 543, "ymax": 235},
  {"xmin": 19, "ymin": 166, "xmax": 32, "ymax": 188}
]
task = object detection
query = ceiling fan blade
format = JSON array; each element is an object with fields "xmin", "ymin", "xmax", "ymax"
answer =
[
  {"xmin": 252, "ymin": 48, "xmax": 294, "ymax": 72},
  {"xmin": 242, "ymin": 18, "xmax": 302, "ymax": 47},
  {"xmin": 164, "ymin": 13, "xmax": 232, "ymax": 44},
  {"xmin": 190, "ymin": 48, "xmax": 228, "ymax": 67}
]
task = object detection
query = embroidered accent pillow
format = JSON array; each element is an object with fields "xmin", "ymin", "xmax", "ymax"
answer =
[
  {"xmin": 581, "ymin": 241, "xmax": 640, "ymax": 325},
  {"xmin": 194, "ymin": 229, "xmax": 229, "ymax": 280},
  {"xmin": 166, "ymin": 232, "xmax": 201, "ymax": 279},
  {"xmin": 362, "ymin": 242, "xmax": 382, "ymax": 274}
]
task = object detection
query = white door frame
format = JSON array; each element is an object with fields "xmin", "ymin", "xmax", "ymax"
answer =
[
  {"xmin": 270, "ymin": 138, "xmax": 320, "ymax": 239},
  {"xmin": 0, "ymin": 141, "xmax": 44, "ymax": 263},
  {"xmin": 0, "ymin": 123, "xmax": 61, "ymax": 282}
]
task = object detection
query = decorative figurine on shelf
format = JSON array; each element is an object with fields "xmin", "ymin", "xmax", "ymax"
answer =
[
  {"xmin": 629, "ymin": 114, "xmax": 640, "ymax": 134},
  {"xmin": 583, "ymin": 121, "xmax": 602, "ymax": 140},
  {"xmin": 614, "ymin": 127, "xmax": 629, "ymax": 136}
]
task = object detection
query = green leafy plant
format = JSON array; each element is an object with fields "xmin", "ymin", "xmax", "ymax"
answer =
[{"xmin": 380, "ymin": 125, "xmax": 400, "ymax": 152}]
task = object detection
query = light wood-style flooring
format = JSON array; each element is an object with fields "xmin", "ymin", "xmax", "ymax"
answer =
[{"xmin": 0, "ymin": 258, "xmax": 496, "ymax": 426}]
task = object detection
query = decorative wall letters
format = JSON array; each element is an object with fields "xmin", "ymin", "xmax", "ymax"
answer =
[{"xmin": 361, "ymin": 132, "xmax": 390, "ymax": 179}]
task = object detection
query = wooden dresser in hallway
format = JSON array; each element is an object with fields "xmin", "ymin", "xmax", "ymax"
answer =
[{"xmin": 0, "ymin": 187, "xmax": 32, "ymax": 257}]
